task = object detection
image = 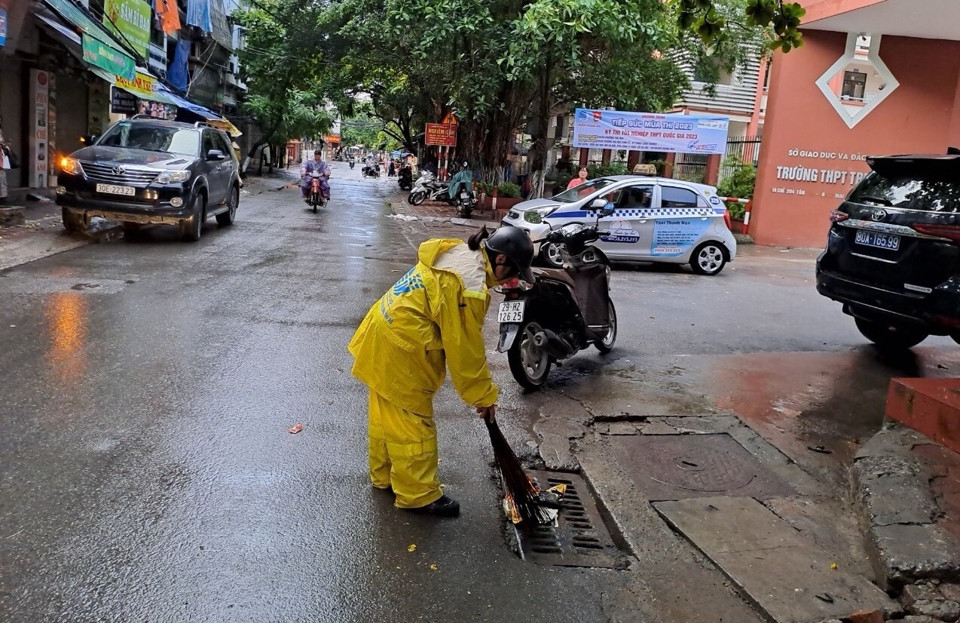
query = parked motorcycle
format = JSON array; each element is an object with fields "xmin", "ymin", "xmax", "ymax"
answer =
[
  {"xmin": 496, "ymin": 205, "xmax": 617, "ymax": 390},
  {"xmin": 455, "ymin": 187, "xmax": 477, "ymax": 218},
  {"xmin": 408, "ymin": 171, "xmax": 450, "ymax": 206},
  {"xmin": 306, "ymin": 171, "xmax": 330, "ymax": 213},
  {"xmin": 398, "ymin": 165, "xmax": 413, "ymax": 191}
]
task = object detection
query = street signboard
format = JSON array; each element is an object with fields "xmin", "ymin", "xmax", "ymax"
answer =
[
  {"xmin": 82, "ymin": 33, "xmax": 135, "ymax": 80},
  {"xmin": 425, "ymin": 123, "xmax": 457, "ymax": 147},
  {"xmin": 103, "ymin": 0, "xmax": 150, "ymax": 58},
  {"xmin": 110, "ymin": 86, "xmax": 136, "ymax": 113},
  {"xmin": 572, "ymin": 108, "xmax": 729, "ymax": 155}
]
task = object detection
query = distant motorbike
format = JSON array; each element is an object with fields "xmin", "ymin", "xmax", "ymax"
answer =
[
  {"xmin": 496, "ymin": 205, "xmax": 617, "ymax": 390},
  {"xmin": 362, "ymin": 163, "xmax": 380, "ymax": 178},
  {"xmin": 349, "ymin": 159, "xmax": 355, "ymax": 170},
  {"xmin": 398, "ymin": 165, "xmax": 413, "ymax": 191},
  {"xmin": 408, "ymin": 171, "xmax": 451, "ymax": 206}
]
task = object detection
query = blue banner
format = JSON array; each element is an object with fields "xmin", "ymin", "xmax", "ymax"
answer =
[
  {"xmin": 572, "ymin": 109, "xmax": 730, "ymax": 155},
  {"xmin": 0, "ymin": 8, "xmax": 7, "ymax": 47}
]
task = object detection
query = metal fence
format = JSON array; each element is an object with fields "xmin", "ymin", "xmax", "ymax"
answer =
[
  {"xmin": 719, "ymin": 135, "xmax": 762, "ymax": 186},
  {"xmin": 674, "ymin": 153, "xmax": 708, "ymax": 184}
]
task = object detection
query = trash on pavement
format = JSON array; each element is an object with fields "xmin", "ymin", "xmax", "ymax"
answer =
[{"xmin": 288, "ymin": 423, "xmax": 303, "ymax": 434}]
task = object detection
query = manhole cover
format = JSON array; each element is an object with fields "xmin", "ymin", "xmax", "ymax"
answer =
[
  {"xmin": 610, "ymin": 434, "xmax": 794, "ymax": 501},
  {"xmin": 517, "ymin": 471, "xmax": 624, "ymax": 568}
]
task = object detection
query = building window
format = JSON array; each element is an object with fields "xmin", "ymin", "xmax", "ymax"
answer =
[{"xmin": 841, "ymin": 70, "xmax": 866, "ymax": 101}]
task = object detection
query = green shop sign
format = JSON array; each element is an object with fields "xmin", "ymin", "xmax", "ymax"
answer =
[
  {"xmin": 82, "ymin": 33, "xmax": 135, "ymax": 80},
  {"xmin": 103, "ymin": 0, "xmax": 150, "ymax": 58}
]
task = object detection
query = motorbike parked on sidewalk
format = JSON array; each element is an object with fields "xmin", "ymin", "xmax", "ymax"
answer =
[
  {"xmin": 307, "ymin": 170, "xmax": 329, "ymax": 213},
  {"xmin": 455, "ymin": 187, "xmax": 477, "ymax": 218},
  {"xmin": 398, "ymin": 165, "xmax": 413, "ymax": 191},
  {"xmin": 496, "ymin": 203, "xmax": 617, "ymax": 390},
  {"xmin": 408, "ymin": 171, "xmax": 451, "ymax": 206}
]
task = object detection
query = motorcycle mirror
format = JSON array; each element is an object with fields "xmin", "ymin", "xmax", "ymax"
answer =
[
  {"xmin": 600, "ymin": 202, "xmax": 616, "ymax": 217},
  {"xmin": 589, "ymin": 198, "xmax": 607, "ymax": 210}
]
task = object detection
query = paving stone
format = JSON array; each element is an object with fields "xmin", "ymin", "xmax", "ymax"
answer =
[
  {"xmin": 942, "ymin": 584, "xmax": 960, "ymax": 602},
  {"xmin": 637, "ymin": 421, "xmax": 679, "ymax": 435},
  {"xmin": 868, "ymin": 524, "xmax": 960, "ymax": 589},
  {"xmin": 603, "ymin": 422, "xmax": 640, "ymax": 435},
  {"xmin": 655, "ymin": 496, "xmax": 895, "ymax": 623},
  {"xmin": 908, "ymin": 599, "xmax": 960, "ymax": 622},
  {"xmin": 847, "ymin": 610, "xmax": 883, "ymax": 623},
  {"xmin": 902, "ymin": 615, "xmax": 941, "ymax": 623},
  {"xmin": 902, "ymin": 582, "xmax": 944, "ymax": 607},
  {"xmin": 854, "ymin": 455, "xmax": 939, "ymax": 526}
]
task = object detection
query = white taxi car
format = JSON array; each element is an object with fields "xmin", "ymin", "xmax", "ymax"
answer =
[{"xmin": 501, "ymin": 175, "xmax": 737, "ymax": 275}]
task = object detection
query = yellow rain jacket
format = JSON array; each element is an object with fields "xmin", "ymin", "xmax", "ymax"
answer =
[{"xmin": 348, "ymin": 239, "xmax": 499, "ymax": 415}]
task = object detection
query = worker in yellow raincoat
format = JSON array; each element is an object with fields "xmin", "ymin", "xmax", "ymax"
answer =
[{"xmin": 348, "ymin": 226, "xmax": 535, "ymax": 517}]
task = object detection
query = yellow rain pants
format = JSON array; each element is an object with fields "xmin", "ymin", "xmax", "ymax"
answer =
[{"xmin": 367, "ymin": 389, "xmax": 442, "ymax": 508}]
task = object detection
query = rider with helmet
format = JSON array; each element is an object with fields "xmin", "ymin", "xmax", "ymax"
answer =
[
  {"xmin": 348, "ymin": 226, "xmax": 534, "ymax": 518},
  {"xmin": 300, "ymin": 147, "xmax": 331, "ymax": 202}
]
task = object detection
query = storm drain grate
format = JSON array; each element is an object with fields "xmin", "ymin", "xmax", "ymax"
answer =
[{"xmin": 517, "ymin": 471, "xmax": 623, "ymax": 568}]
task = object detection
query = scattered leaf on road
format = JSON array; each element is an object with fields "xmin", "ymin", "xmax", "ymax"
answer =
[
  {"xmin": 429, "ymin": 563, "xmax": 438, "ymax": 571},
  {"xmin": 407, "ymin": 544, "xmax": 416, "ymax": 552}
]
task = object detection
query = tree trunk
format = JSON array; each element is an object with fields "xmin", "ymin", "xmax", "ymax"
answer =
[{"xmin": 527, "ymin": 56, "xmax": 553, "ymax": 199}]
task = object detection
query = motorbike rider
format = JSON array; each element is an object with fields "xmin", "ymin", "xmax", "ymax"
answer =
[
  {"xmin": 300, "ymin": 148, "xmax": 331, "ymax": 202},
  {"xmin": 348, "ymin": 226, "xmax": 535, "ymax": 518}
]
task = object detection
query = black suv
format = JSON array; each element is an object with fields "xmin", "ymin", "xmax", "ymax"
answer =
[
  {"xmin": 816, "ymin": 151, "xmax": 960, "ymax": 349},
  {"xmin": 57, "ymin": 118, "xmax": 240, "ymax": 241}
]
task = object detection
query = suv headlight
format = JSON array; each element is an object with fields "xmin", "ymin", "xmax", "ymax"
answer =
[
  {"xmin": 524, "ymin": 207, "xmax": 555, "ymax": 224},
  {"xmin": 59, "ymin": 157, "xmax": 82, "ymax": 176},
  {"xmin": 155, "ymin": 170, "xmax": 192, "ymax": 184}
]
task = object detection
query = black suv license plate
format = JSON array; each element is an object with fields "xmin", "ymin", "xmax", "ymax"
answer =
[{"xmin": 855, "ymin": 229, "xmax": 900, "ymax": 251}]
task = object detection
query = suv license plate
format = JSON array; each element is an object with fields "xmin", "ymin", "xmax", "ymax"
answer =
[
  {"xmin": 96, "ymin": 183, "xmax": 135, "ymax": 197},
  {"xmin": 498, "ymin": 301, "xmax": 525, "ymax": 323},
  {"xmin": 855, "ymin": 230, "xmax": 900, "ymax": 251}
]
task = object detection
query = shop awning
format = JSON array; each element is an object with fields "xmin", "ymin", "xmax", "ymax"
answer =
[
  {"xmin": 207, "ymin": 118, "xmax": 243, "ymax": 137},
  {"xmin": 156, "ymin": 86, "xmax": 221, "ymax": 120},
  {"xmin": 41, "ymin": 0, "xmax": 136, "ymax": 79}
]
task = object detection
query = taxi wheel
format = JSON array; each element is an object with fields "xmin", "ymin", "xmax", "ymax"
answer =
[
  {"xmin": 691, "ymin": 242, "xmax": 727, "ymax": 275},
  {"xmin": 540, "ymin": 242, "xmax": 564, "ymax": 268},
  {"xmin": 507, "ymin": 321, "xmax": 551, "ymax": 391}
]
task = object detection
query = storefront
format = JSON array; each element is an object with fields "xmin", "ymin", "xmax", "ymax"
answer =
[{"xmin": 751, "ymin": 0, "xmax": 960, "ymax": 247}]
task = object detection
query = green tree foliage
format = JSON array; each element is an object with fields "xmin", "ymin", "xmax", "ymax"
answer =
[
  {"xmin": 233, "ymin": 0, "xmax": 333, "ymax": 157},
  {"xmin": 234, "ymin": 0, "xmax": 793, "ymax": 191},
  {"xmin": 677, "ymin": 0, "xmax": 805, "ymax": 52}
]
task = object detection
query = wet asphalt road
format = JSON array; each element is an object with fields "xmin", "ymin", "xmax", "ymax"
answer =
[
  {"xmin": 1, "ymin": 161, "xmax": 958, "ymax": 622},
  {"xmin": 0, "ymin": 167, "xmax": 621, "ymax": 622}
]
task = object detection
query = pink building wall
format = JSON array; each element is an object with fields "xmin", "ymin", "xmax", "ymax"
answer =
[{"xmin": 751, "ymin": 30, "xmax": 960, "ymax": 247}]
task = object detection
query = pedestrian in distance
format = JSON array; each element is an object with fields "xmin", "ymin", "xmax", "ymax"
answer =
[
  {"xmin": 348, "ymin": 226, "xmax": 535, "ymax": 517},
  {"xmin": 567, "ymin": 166, "xmax": 589, "ymax": 190}
]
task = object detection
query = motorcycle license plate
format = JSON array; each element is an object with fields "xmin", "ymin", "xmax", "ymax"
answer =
[
  {"xmin": 460, "ymin": 191, "xmax": 469, "ymax": 199},
  {"xmin": 498, "ymin": 301, "xmax": 525, "ymax": 323}
]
